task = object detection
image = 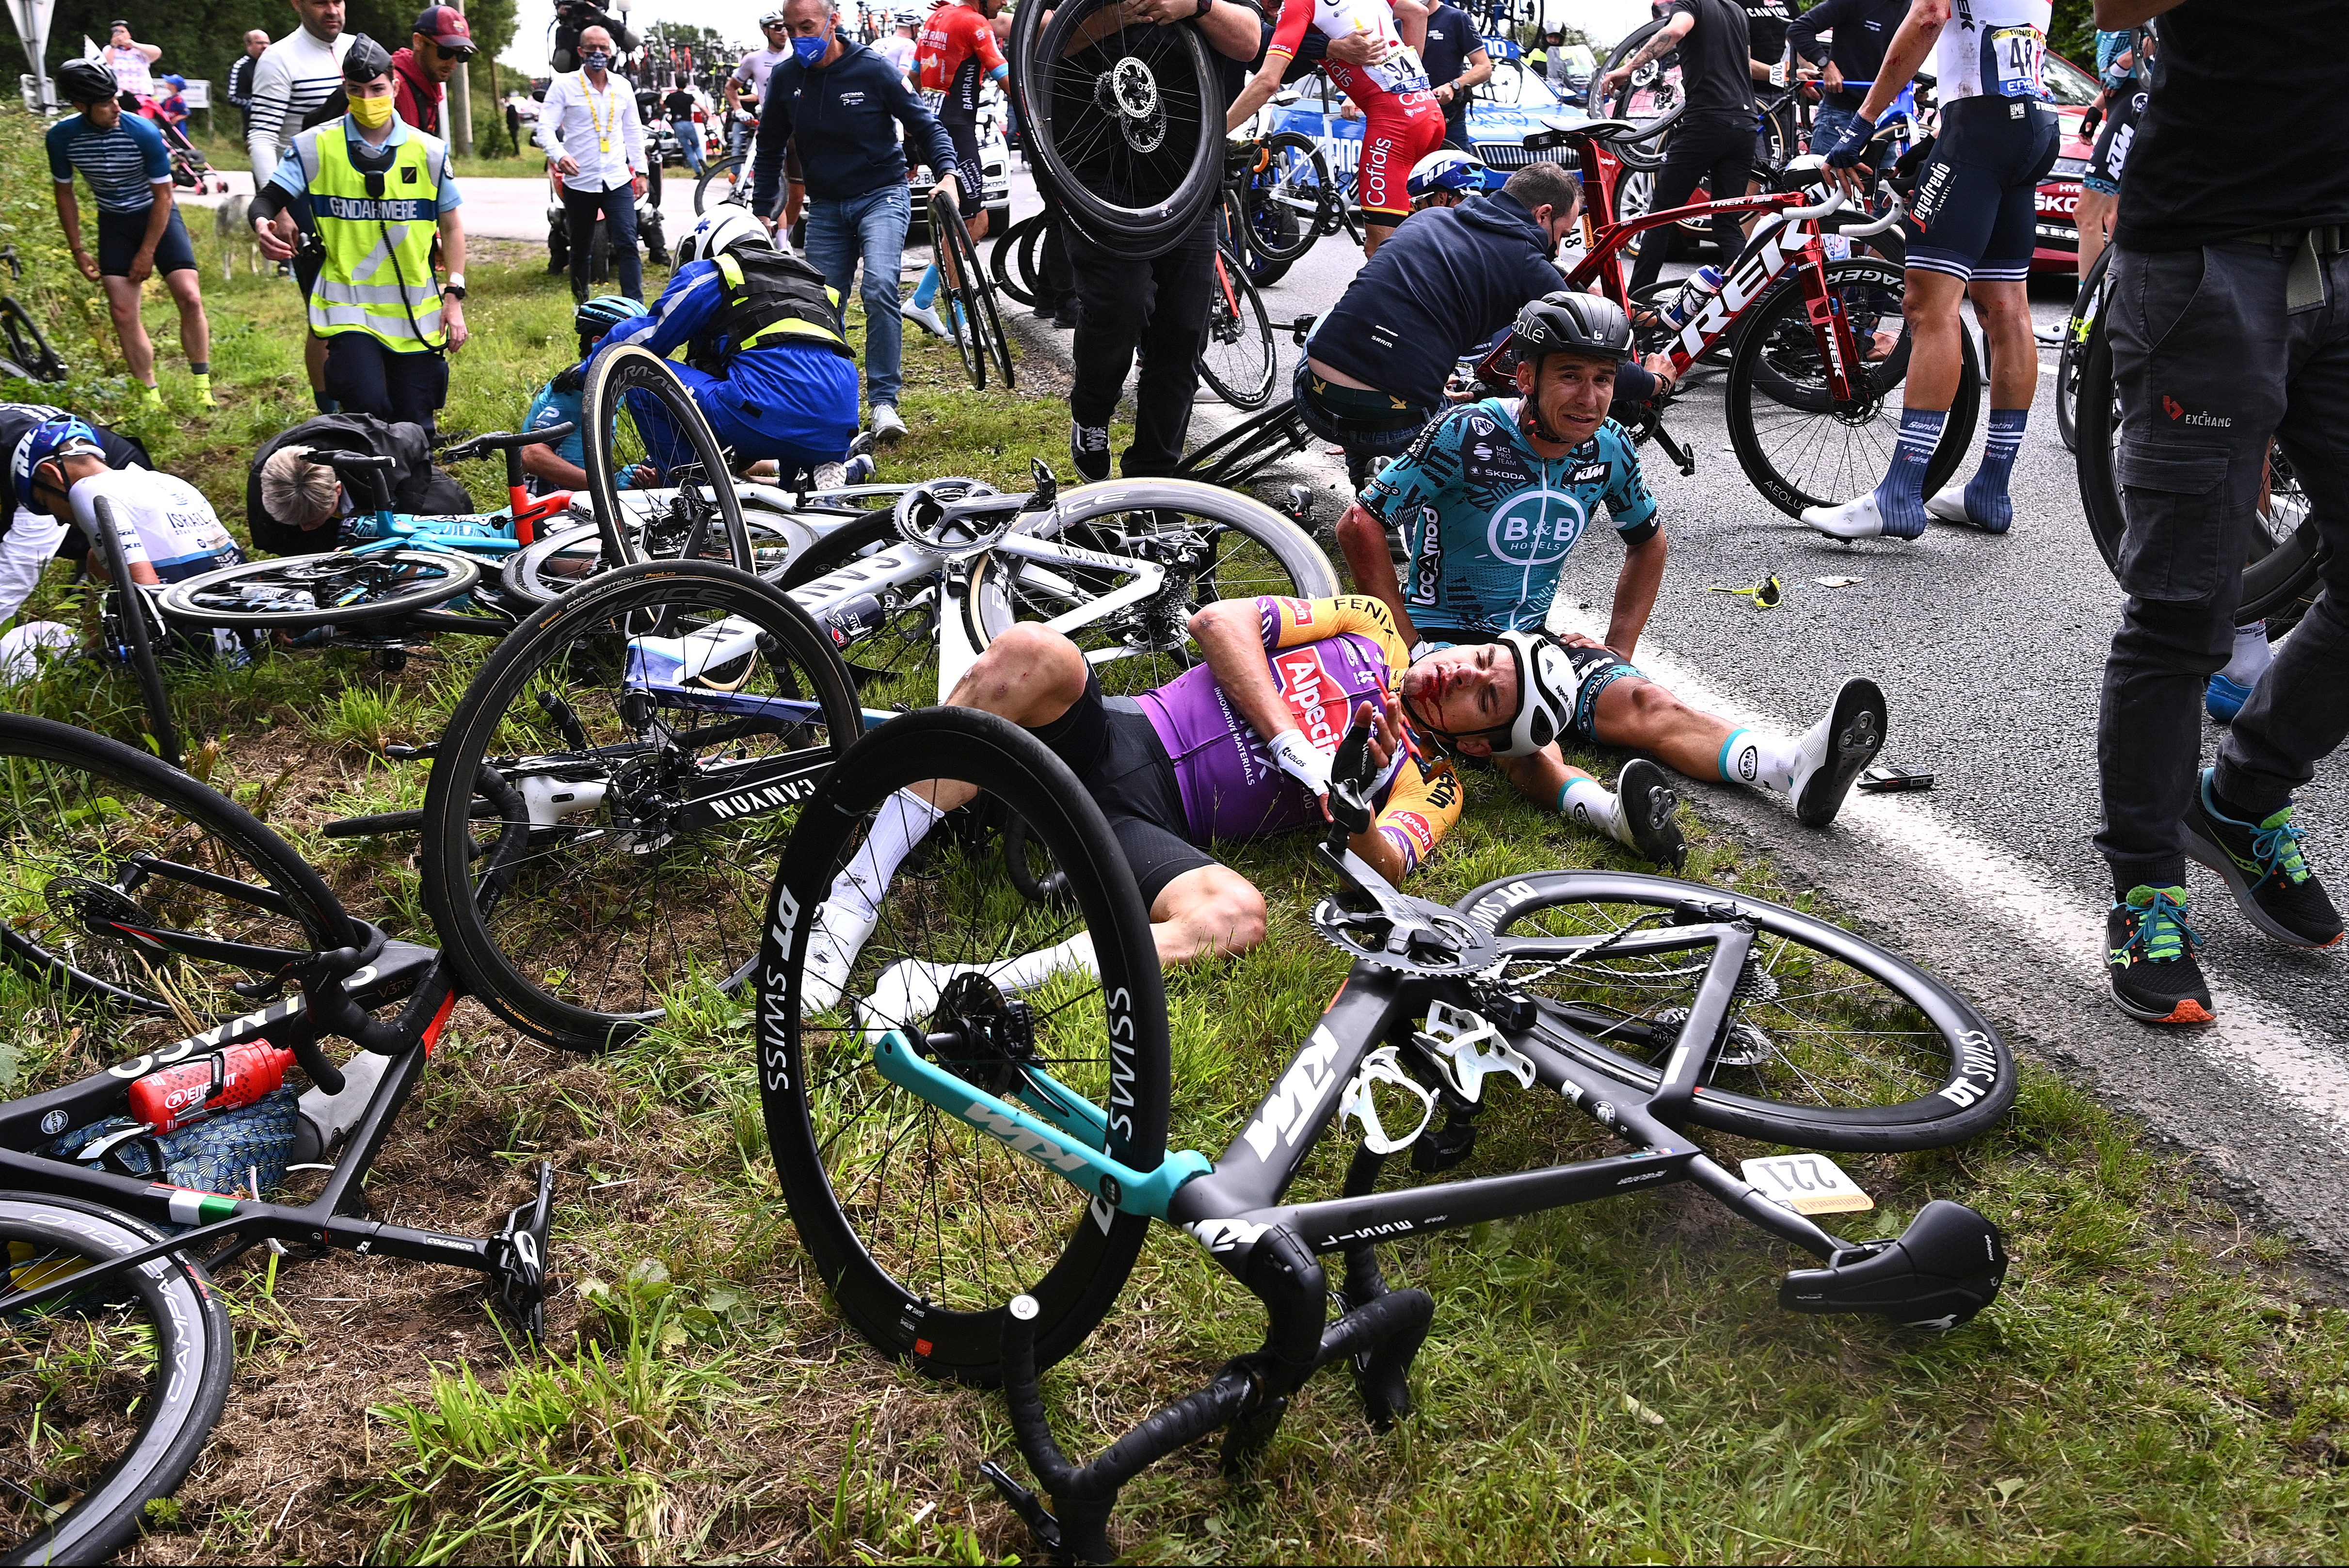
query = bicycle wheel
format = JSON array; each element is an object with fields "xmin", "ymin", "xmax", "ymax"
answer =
[
  {"xmin": 1196, "ymin": 246, "xmax": 1276, "ymax": 410},
  {"xmin": 964, "ymin": 479, "xmax": 1338, "ymax": 695},
  {"xmin": 157, "ymin": 550, "xmax": 478, "ymax": 631},
  {"xmin": 1012, "ymin": 0, "xmax": 1222, "ymax": 258},
  {"xmin": 581, "ymin": 343, "xmax": 754, "ymax": 572},
  {"xmin": 937, "ymin": 200, "xmax": 1016, "ymax": 390},
  {"xmin": 1588, "ymin": 18, "xmax": 1689, "ymax": 139},
  {"xmin": 420, "ymin": 561, "xmax": 862, "ymax": 1051},
  {"xmin": 91, "ymin": 499, "xmax": 180, "ymax": 769},
  {"xmin": 1462, "ymin": 870, "xmax": 2015, "ymax": 1150},
  {"xmin": 762, "ymin": 707, "xmax": 1169, "ymax": 1381},
  {"xmin": 1725, "ymin": 257, "xmax": 1980, "ymax": 519},
  {"xmin": 0, "ymin": 713, "xmax": 357, "ymax": 1047},
  {"xmin": 2054, "ymin": 247, "xmax": 2109, "ymax": 456},
  {"xmin": 1, "ymin": 1192, "xmax": 235, "ymax": 1566},
  {"xmin": 990, "ymin": 211, "xmax": 1043, "ymax": 308},
  {"xmin": 0, "ymin": 297, "xmax": 64, "ymax": 382},
  {"xmin": 780, "ymin": 512, "xmax": 946, "ymax": 703},
  {"xmin": 693, "ymin": 156, "xmax": 743, "ymax": 215},
  {"xmin": 1242, "ymin": 133, "xmax": 1331, "ymax": 266}
]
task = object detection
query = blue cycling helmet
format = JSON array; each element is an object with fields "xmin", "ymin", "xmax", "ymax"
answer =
[
  {"xmin": 575, "ymin": 294, "xmax": 649, "ymax": 341},
  {"xmin": 13, "ymin": 416, "xmax": 104, "ymax": 508},
  {"xmin": 1408, "ymin": 148, "xmax": 1490, "ymax": 202}
]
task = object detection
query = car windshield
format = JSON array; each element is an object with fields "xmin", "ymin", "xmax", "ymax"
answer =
[
  {"xmin": 1484, "ymin": 60, "xmax": 1565, "ymax": 109},
  {"xmin": 2042, "ymin": 50, "xmax": 2099, "ymax": 107}
]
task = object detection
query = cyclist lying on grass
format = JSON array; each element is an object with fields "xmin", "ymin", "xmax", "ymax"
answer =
[
  {"xmin": 799, "ymin": 592, "xmax": 1477, "ymax": 1019},
  {"xmin": 1337, "ymin": 292, "xmax": 1889, "ymax": 847}
]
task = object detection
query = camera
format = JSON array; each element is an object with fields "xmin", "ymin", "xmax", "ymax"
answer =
[{"xmin": 549, "ymin": 0, "xmax": 640, "ymax": 72}]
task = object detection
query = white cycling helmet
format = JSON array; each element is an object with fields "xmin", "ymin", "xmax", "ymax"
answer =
[
  {"xmin": 1407, "ymin": 148, "xmax": 1489, "ymax": 202},
  {"xmin": 1408, "ymin": 630, "xmax": 1581, "ymax": 758},
  {"xmin": 677, "ymin": 205, "xmax": 773, "ymax": 267}
]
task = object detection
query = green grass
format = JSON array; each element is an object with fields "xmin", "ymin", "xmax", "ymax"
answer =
[{"xmin": 4, "ymin": 102, "xmax": 2348, "ymax": 1566}]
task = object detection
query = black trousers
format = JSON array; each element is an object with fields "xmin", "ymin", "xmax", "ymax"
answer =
[
  {"xmin": 1065, "ymin": 212, "xmax": 1216, "ymax": 478},
  {"xmin": 562, "ymin": 181, "xmax": 642, "ymax": 304},
  {"xmin": 2095, "ymin": 240, "xmax": 2349, "ymax": 891},
  {"xmin": 1625, "ymin": 110, "xmax": 1756, "ymax": 301},
  {"xmin": 322, "ymin": 335, "xmax": 448, "ymax": 432}
]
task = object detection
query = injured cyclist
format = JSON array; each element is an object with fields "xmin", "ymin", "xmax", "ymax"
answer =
[{"xmin": 1337, "ymin": 291, "xmax": 1890, "ymax": 851}]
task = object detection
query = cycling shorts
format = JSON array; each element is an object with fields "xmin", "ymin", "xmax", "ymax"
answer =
[
  {"xmin": 1417, "ymin": 631, "xmax": 1641, "ymax": 745},
  {"xmin": 1902, "ymin": 94, "xmax": 2061, "ymax": 284},
  {"xmin": 97, "ymin": 206, "xmax": 197, "ymax": 278},
  {"xmin": 1030, "ymin": 665, "xmax": 1218, "ymax": 908},
  {"xmin": 2081, "ymin": 86, "xmax": 2144, "ymax": 196},
  {"xmin": 1355, "ymin": 94, "xmax": 1446, "ymax": 224},
  {"xmin": 942, "ymin": 115, "xmax": 986, "ymax": 214}
]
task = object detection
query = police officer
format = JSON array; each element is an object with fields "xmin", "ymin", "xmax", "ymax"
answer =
[{"xmin": 248, "ymin": 36, "xmax": 468, "ymax": 432}]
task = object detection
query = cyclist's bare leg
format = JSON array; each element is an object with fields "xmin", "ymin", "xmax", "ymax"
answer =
[
  {"xmin": 1362, "ymin": 219, "xmax": 1399, "ymax": 258},
  {"xmin": 1965, "ymin": 276, "xmax": 2035, "ymax": 411},
  {"xmin": 917, "ymin": 623, "xmax": 1091, "ymax": 817},
  {"xmin": 99, "ymin": 274, "xmax": 155, "ymax": 384},
  {"xmin": 1897, "ymin": 267, "xmax": 1970, "ymax": 410},
  {"xmin": 1587, "ymin": 675, "xmax": 1737, "ymax": 779},
  {"xmin": 163, "ymin": 266, "xmax": 210, "ymax": 369},
  {"xmin": 2076, "ymin": 186, "xmax": 2115, "ymax": 280}
]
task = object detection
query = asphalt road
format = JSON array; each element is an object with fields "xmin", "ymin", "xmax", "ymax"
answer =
[{"xmin": 998, "ymin": 170, "xmax": 2349, "ymax": 1267}]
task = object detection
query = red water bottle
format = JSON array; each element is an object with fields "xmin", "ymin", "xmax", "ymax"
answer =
[{"xmin": 127, "ymin": 1041, "xmax": 295, "ymax": 1135}]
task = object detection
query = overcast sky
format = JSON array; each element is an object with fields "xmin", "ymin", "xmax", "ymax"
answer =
[{"xmin": 500, "ymin": 0, "xmax": 1653, "ymax": 74}]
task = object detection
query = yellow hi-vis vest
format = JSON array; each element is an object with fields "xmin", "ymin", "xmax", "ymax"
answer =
[
  {"xmin": 713, "ymin": 248, "xmax": 851, "ymax": 358},
  {"xmin": 297, "ymin": 120, "xmax": 449, "ymax": 352}
]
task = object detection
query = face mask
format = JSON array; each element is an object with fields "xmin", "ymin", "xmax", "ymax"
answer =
[
  {"xmin": 579, "ymin": 48, "xmax": 610, "ymax": 70},
  {"xmin": 792, "ymin": 34, "xmax": 829, "ymax": 64},
  {"xmin": 349, "ymin": 93, "xmax": 395, "ymax": 129}
]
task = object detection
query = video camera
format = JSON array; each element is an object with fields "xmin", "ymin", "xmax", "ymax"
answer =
[{"xmin": 549, "ymin": 0, "xmax": 641, "ymax": 72}]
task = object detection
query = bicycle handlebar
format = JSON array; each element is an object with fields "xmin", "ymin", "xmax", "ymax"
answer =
[
  {"xmin": 1782, "ymin": 186, "xmax": 1850, "ymax": 224},
  {"xmin": 442, "ymin": 425, "xmax": 574, "ymax": 464},
  {"xmin": 1840, "ymin": 190, "xmax": 1906, "ymax": 238},
  {"xmin": 320, "ymin": 449, "xmax": 397, "ymax": 472}
]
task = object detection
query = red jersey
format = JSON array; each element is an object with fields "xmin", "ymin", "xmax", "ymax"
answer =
[{"xmin": 916, "ymin": 4, "xmax": 1006, "ymax": 119}]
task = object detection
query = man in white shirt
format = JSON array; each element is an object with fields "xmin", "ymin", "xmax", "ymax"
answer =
[
  {"xmin": 539, "ymin": 25, "xmax": 649, "ymax": 303},
  {"xmin": 876, "ymin": 10, "xmax": 920, "ymax": 79},
  {"xmin": 728, "ymin": 11, "xmax": 794, "ymax": 160},
  {"xmin": 247, "ymin": 0, "xmax": 355, "ymax": 410}
]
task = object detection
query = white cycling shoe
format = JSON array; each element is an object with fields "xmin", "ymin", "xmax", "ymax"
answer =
[
  {"xmin": 900, "ymin": 302, "xmax": 948, "ymax": 339},
  {"xmin": 858, "ymin": 959, "xmax": 969, "ymax": 1044},
  {"xmin": 798, "ymin": 900, "xmax": 879, "ymax": 1015},
  {"xmin": 1801, "ymin": 494, "xmax": 1892, "ymax": 539},
  {"xmin": 1786, "ymin": 677, "xmax": 1889, "ymax": 829},
  {"xmin": 1924, "ymin": 484, "xmax": 1978, "ymax": 526}
]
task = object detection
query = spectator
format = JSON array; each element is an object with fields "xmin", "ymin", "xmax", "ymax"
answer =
[
  {"xmin": 249, "ymin": 38, "xmax": 468, "ymax": 432},
  {"xmin": 539, "ymin": 25, "xmax": 649, "ymax": 304},
  {"xmin": 227, "ymin": 31, "xmax": 272, "ymax": 135},
  {"xmin": 751, "ymin": 0, "xmax": 959, "ymax": 446},
  {"xmin": 728, "ymin": 11, "xmax": 794, "ymax": 161},
  {"xmin": 1419, "ymin": 1, "xmax": 1492, "ymax": 152},
  {"xmin": 248, "ymin": 0, "xmax": 357, "ymax": 407},
  {"xmin": 2089, "ymin": 0, "xmax": 2349, "ymax": 1024},
  {"xmin": 393, "ymin": 5, "xmax": 477, "ymax": 139},
  {"xmin": 1786, "ymin": 0, "xmax": 1906, "ymax": 155},
  {"xmin": 1600, "ymin": 0, "xmax": 1752, "ymax": 306},
  {"xmin": 153, "ymin": 75, "xmax": 191, "ymax": 133},
  {"xmin": 101, "ymin": 22, "xmax": 161, "ymax": 105},
  {"xmin": 0, "ymin": 401, "xmax": 153, "ymax": 629},
  {"xmin": 247, "ymin": 411, "xmax": 472, "ymax": 556},
  {"xmin": 662, "ymin": 80, "xmax": 705, "ymax": 174},
  {"xmin": 45, "ymin": 59, "xmax": 215, "ymax": 411}
]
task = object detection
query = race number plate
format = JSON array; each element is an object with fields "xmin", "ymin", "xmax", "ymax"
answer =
[{"xmin": 1741, "ymin": 1152, "xmax": 1874, "ymax": 1216}]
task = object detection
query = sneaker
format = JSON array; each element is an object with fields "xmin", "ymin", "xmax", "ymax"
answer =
[
  {"xmin": 1788, "ymin": 677, "xmax": 1887, "ymax": 829},
  {"xmin": 901, "ymin": 301, "xmax": 948, "ymax": 338},
  {"xmin": 2182, "ymin": 770, "xmax": 2345, "ymax": 948},
  {"xmin": 1070, "ymin": 421, "xmax": 1112, "ymax": 483},
  {"xmin": 800, "ymin": 901, "xmax": 879, "ymax": 1014},
  {"xmin": 1616, "ymin": 758, "xmax": 1687, "ymax": 873},
  {"xmin": 2206, "ymin": 672, "xmax": 2253, "ymax": 724},
  {"xmin": 842, "ymin": 452, "xmax": 876, "ymax": 486},
  {"xmin": 811, "ymin": 461, "xmax": 848, "ymax": 491},
  {"xmin": 871, "ymin": 403, "xmax": 909, "ymax": 445},
  {"xmin": 2107, "ymin": 885, "xmax": 2215, "ymax": 1024},
  {"xmin": 1801, "ymin": 494, "xmax": 1893, "ymax": 540}
]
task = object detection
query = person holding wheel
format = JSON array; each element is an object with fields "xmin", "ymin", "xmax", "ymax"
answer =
[
  {"xmin": 45, "ymin": 59, "xmax": 216, "ymax": 411},
  {"xmin": 901, "ymin": 0, "xmax": 1010, "ymax": 341}
]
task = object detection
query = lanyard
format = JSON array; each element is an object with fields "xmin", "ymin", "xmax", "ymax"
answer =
[{"xmin": 582, "ymin": 75, "xmax": 616, "ymax": 154}]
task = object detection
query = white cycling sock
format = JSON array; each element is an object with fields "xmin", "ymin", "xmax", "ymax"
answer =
[
  {"xmin": 2222, "ymin": 623, "xmax": 2272, "ymax": 687},
  {"xmin": 1559, "ymin": 777, "xmax": 1629, "ymax": 847},
  {"xmin": 992, "ymin": 931, "xmax": 1099, "ymax": 994},
  {"xmin": 1719, "ymin": 727, "xmax": 1803, "ymax": 796},
  {"xmin": 829, "ymin": 788, "xmax": 943, "ymax": 924}
]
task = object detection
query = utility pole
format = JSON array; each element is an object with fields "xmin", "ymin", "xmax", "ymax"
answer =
[{"xmin": 447, "ymin": 0, "xmax": 475, "ymax": 155}]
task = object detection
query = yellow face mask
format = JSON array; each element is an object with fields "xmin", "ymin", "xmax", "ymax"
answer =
[{"xmin": 348, "ymin": 93, "xmax": 395, "ymax": 129}]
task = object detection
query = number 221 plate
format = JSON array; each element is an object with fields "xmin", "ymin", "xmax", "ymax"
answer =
[{"xmin": 1740, "ymin": 1152, "xmax": 1875, "ymax": 1216}]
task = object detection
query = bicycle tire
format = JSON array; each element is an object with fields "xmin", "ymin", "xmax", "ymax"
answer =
[
  {"xmin": 1242, "ymin": 133, "xmax": 1331, "ymax": 266},
  {"xmin": 2054, "ymin": 246, "xmax": 2109, "ymax": 456},
  {"xmin": 1461, "ymin": 870, "xmax": 2016, "ymax": 1150},
  {"xmin": 582, "ymin": 343, "xmax": 754, "ymax": 572},
  {"xmin": 1196, "ymin": 246, "xmax": 1276, "ymax": 410},
  {"xmin": 959, "ymin": 216, "xmax": 1017, "ymax": 390},
  {"xmin": 420, "ymin": 561, "xmax": 862, "ymax": 1051},
  {"xmin": 693, "ymin": 156, "xmax": 743, "ymax": 215},
  {"xmin": 1172, "ymin": 399, "xmax": 1315, "ymax": 491},
  {"xmin": 0, "ymin": 712, "xmax": 357, "ymax": 1033},
  {"xmin": 762, "ymin": 706, "xmax": 1170, "ymax": 1382},
  {"xmin": 92, "ymin": 498, "xmax": 181, "ymax": 769},
  {"xmin": 1724, "ymin": 257, "xmax": 1979, "ymax": 519},
  {"xmin": 1, "ymin": 1192, "xmax": 235, "ymax": 1567},
  {"xmin": 990, "ymin": 211, "xmax": 1043, "ymax": 308},
  {"xmin": 157, "ymin": 549, "xmax": 479, "ymax": 631},
  {"xmin": 0, "ymin": 297, "xmax": 64, "ymax": 382},
  {"xmin": 1012, "ymin": 0, "xmax": 1222, "ymax": 258},
  {"xmin": 1587, "ymin": 19, "xmax": 1689, "ymax": 155}
]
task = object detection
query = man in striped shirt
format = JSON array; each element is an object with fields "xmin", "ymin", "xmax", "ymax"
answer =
[{"xmin": 247, "ymin": 0, "xmax": 356, "ymax": 409}]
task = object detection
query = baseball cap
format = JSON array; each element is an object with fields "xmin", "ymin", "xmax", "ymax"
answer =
[{"xmin": 412, "ymin": 5, "xmax": 477, "ymax": 54}]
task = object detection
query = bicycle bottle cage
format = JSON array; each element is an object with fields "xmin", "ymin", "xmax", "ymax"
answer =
[
  {"xmin": 1406, "ymin": 1001, "xmax": 1535, "ymax": 1104},
  {"xmin": 1335, "ymin": 1045, "xmax": 1436, "ymax": 1155}
]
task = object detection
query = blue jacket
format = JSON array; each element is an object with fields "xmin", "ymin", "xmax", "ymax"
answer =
[
  {"xmin": 1308, "ymin": 194, "xmax": 1566, "ymax": 409},
  {"xmin": 598, "ymin": 256, "xmax": 841, "ymax": 435},
  {"xmin": 750, "ymin": 40, "xmax": 958, "ymax": 211},
  {"xmin": 1785, "ymin": 0, "xmax": 1910, "ymax": 113}
]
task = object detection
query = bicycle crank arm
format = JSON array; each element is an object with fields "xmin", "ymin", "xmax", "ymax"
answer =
[{"xmin": 1651, "ymin": 420, "xmax": 1697, "ymax": 477}]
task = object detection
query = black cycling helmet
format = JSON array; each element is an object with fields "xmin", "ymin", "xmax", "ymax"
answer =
[
  {"xmin": 1511, "ymin": 290, "xmax": 1633, "ymax": 364},
  {"xmin": 342, "ymin": 34, "xmax": 395, "ymax": 84},
  {"xmin": 55, "ymin": 58, "xmax": 119, "ymax": 107}
]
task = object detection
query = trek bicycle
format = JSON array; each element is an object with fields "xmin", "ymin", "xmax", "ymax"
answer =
[
  {"xmin": 758, "ymin": 704, "xmax": 2016, "ymax": 1564},
  {"xmin": 0, "ymin": 713, "xmax": 556, "ymax": 1564},
  {"xmin": 930, "ymin": 190, "xmax": 1017, "ymax": 393}
]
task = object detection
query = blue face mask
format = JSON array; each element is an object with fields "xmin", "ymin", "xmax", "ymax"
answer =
[
  {"xmin": 578, "ymin": 48, "xmax": 610, "ymax": 70},
  {"xmin": 791, "ymin": 33, "xmax": 828, "ymax": 64}
]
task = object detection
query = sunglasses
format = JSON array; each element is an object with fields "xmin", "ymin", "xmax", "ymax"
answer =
[{"xmin": 1708, "ymin": 574, "xmax": 1784, "ymax": 609}]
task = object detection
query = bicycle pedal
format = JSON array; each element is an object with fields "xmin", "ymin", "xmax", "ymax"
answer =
[
  {"xmin": 978, "ymin": 1461, "xmax": 1062, "ymax": 1554},
  {"xmin": 491, "ymin": 1161, "xmax": 557, "ymax": 1340}
]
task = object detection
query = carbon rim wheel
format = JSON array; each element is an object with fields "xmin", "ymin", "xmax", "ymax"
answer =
[
  {"xmin": 1244, "ymin": 133, "xmax": 1331, "ymax": 265},
  {"xmin": 1725, "ymin": 258, "xmax": 1979, "ymax": 518},
  {"xmin": 91, "ymin": 499, "xmax": 180, "ymax": 768},
  {"xmin": 779, "ymin": 512, "xmax": 946, "ymax": 704},
  {"xmin": 1461, "ymin": 870, "xmax": 2015, "ymax": 1150},
  {"xmin": 762, "ymin": 707, "xmax": 1169, "ymax": 1381},
  {"xmin": 1196, "ymin": 246, "xmax": 1275, "ymax": 410},
  {"xmin": 157, "ymin": 550, "xmax": 479, "ymax": 631},
  {"xmin": 693, "ymin": 157, "xmax": 743, "ymax": 215},
  {"xmin": 582, "ymin": 343, "xmax": 753, "ymax": 572},
  {"xmin": 420, "ymin": 562, "xmax": 861, "ymax": 1050},
  {"xmin": 990, "ymin": 211, "xmax": 1043, "ymax": 308},
  {"xmin": 1, "ymin": 1193, "xmax": 234, "ymax": 1566},
  {"xmin": 1588, "ymin": 17, "xmax": 1690, "ymax": 140},
  {"xmin": 0, "ymin": 297, "xmax": 64, "ymax": 381}
]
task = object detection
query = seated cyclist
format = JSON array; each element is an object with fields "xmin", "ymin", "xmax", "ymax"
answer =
[
  {"xmin": 247, "ymin": 412, "xmax": 473, "ymax": 556},
  {"xmin": 1406, "ymin": 146, "xmax": 1490, "ymax": 211},
  {"xmin": 0, "ymin": 400, "xmax": 154, "ymax": 630},
  {"xmin": 1338, "ymin": 293, "xmax": 1890, "ymax": 843},
  {"xmin": 587, "ymin": 207, "xmax": 861, "ymax": 486},
  {"xmin": 520, "ymin": 293, "xmax": 650, "ymax": 496},
  {"xmin": 799, "ymin": 592, "xmax": 1471, "ymax": 1016}
]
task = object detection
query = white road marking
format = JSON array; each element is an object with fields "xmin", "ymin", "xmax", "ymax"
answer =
[{"xmin": 1550, "ymin": 607, "xmax": 2349, "ymax": 1139}]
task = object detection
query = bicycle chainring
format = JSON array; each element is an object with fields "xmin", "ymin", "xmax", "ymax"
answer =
[{"xmin": 1310, "ymin": 897, "xmax": 1499, "ymax": 977}]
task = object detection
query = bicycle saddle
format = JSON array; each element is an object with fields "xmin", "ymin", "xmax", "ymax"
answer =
[{"xmin": 1524, "ymin": 116, "xmax": 1651, "ymax": 150}]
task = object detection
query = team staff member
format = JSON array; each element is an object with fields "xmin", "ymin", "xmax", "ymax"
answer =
[
  {"xmin": 227, "ymin": 31, "xmax": 272, "ymax": 133},
  {"xmin": 1418, "ymin": 1, "xmax": 1492, "ymax": 152},
  {"xmin": 46, "ymin": 60, "xmax": 216, "ymax": 411},
  {"xmin": 1786, "ymin": 0, "xmax": 1906, "ymax": 155},
  {"xmin": 1804, "ymin": 0, "xmax": 2056, "ymax": 541},
  {"xmin": 393, "ymin": 6, "xmax": 476, "ymax": 138},
  {"xmin": 902, "ymin": 0, "xmax": 1009, "ymax": 338},
  {"xmin": 2086, "ymin": 0, "xmax": 2349, "ymax": 1024},
  {"xmin": 663, "ymin": 81, "xmax": 706, "ymax": 174},
  {"xmin": 1601, "ymin": 0, "xmax": 1755, "ymax": 305},
  {"xmin": 539, "ymin": 25, "xmax": 649, "ymax": 304},
  {"xmin": 750, "ymin": 0, "xmax": 959, "ymax": 447},
  {"xmin": 250, "ymin": 37, "xmax": 469, "ymax": 432}
]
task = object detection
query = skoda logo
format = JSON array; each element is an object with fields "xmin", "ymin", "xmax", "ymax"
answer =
[{"xmin": 1486, "ymin": 491, "xmax": 1585, "ymax": 566}]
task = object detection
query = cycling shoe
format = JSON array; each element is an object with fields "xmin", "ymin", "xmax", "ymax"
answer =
[
  {"xmin": 1788, "ymin": 677, "xmax": 1887, "ymax": 829},
  {"xmin": 1801, "ymin": 494, "xmax": 1892, "ymax": 540},
  {"xmin": 1616, "ymin": 758, "xmax": 1687, "ymax": 872}
]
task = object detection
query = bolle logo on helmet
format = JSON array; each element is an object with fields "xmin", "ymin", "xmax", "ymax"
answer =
[{"xmin": 1486, "ymin": 491, "xmax": 1585, "ymax": 566}]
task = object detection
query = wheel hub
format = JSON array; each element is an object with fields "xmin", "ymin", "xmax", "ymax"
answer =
[
  {"xmin": 924, "ymin": 972, "xmax": 1037, "ymax": 1096},
  {"xmin": 1096, "ymin": 57, "xmax": 1166, "ymax": 153}
]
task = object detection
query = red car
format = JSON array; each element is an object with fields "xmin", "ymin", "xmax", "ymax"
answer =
[{"xmin": 2029, "ymin": 48, "xmax": 2109, "ymax": 274}]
